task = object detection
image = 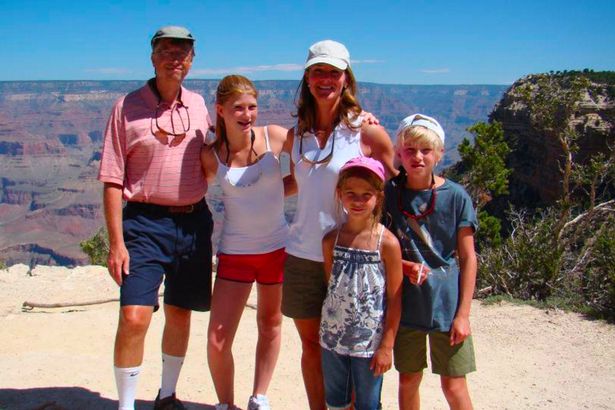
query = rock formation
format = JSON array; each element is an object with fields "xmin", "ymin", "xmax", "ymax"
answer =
[{"xmin": 490, "ymin": 72, "xmax": 614, "ymax": 207}]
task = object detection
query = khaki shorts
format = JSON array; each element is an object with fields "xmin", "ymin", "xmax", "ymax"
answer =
[
  {"xmin": 281, "ymin": 254, "xmax": 327, "ymax": 319},
  {"xmin": 394, "ymin": 327, "xmax": 476, "ymax": 376}
]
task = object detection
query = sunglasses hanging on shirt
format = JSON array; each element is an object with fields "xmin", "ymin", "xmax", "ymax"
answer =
[
  {"xmin": 299, "ymin": 130, "xmax": 335, "ymax": 165},
  {"xmin": 148, "ymin": 78, "xmax": 191, "ymax": 145},
  {"xmin": 397, "ymin": 168, "xmax": 437, "ymax": 220}
]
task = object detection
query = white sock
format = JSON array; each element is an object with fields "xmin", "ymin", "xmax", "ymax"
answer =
[
  {"xmin": 160, "ymin": 353, "xmax": 185, "ymax": 399},
  {"xmin": 114, "ymin": 365, "xmax": 141, "ymax": 410}
]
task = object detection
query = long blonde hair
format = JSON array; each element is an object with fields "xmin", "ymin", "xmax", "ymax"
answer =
[
  {"xmin": 214, "ymin": 75, "xmax": 258, "ymax": 150},
  {"xmin": 294, "ymin": 67, "xmax": 362, "ymax": 137}
]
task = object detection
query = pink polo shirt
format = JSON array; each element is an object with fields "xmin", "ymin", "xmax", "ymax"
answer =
[{"xmin": 98, "ymin": 82, "xmax": 212, "ymax": 206}]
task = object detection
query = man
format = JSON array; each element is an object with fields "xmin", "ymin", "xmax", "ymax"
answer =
[{"xmin": 98, "ymin": 26, "xmax": 213, "ymax": 410}]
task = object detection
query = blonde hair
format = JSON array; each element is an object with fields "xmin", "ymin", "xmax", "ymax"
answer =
[
  {"xmin": 214, "ymin": 75, "xmax": 258, "ymax": 150},
  {"xmin": 294, "ymin": 67, "xmax": 362, "ymax": 137},
  {"xmin": 396, "ymin": 125, "xmax": 444, "ymax": 161},
  {"xmin": 335, "ymin": 167, "xmax": 384, "ymax": 227}
]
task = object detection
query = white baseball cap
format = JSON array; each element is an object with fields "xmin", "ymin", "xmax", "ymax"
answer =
[
  {"xmin": 305, "ymin": 40, "xmax": 350, "ymax": 71},
  {"xmin": 396, "ymin": 113, "xmax": 446, "ymax": 143}
]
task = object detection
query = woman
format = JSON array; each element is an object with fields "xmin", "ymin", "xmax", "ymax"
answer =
[
  {"xmin": 282, "ymin": 40, "xmax": 397, "ymax": 410},
  {"xmin": 201, "ymin": 75, "xmax": 293, "ymax": 410}
]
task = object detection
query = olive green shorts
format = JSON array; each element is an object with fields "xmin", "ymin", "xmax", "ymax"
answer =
[
  {"xmin": 394, "ymin": 327, "xmax": 476, "ymax": 376},
  {"xmin": 281, "ymin": 254, "xmax": 327, "ymax": 319}
]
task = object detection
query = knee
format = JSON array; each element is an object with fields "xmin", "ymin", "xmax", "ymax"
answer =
[
  {"xmin": 300, "ymin": 336, "xmax": 321, "ymax": 358},
  {"xmin": 207, "ymin": 326, "xmax": 232, "ymax": 355},
  {"xmin": 165, "ymin": 305, "xmax": 191, "ymax": 328},
  {"xmin": 299, "ymin": 331, "xmax": 319, "ymax": 347},
  {"xmin": 441, "ymin": 376, "xmax": 468, "ymax": 400},
  {"xmin": 399, "ymin": 372, "xmax": 423, "ymax": 390},
  {"xmin": 118, "ymin": 309, "xmax": 151, "ymax": 336},
  {"xmin": 257, "ymin": 312, "xmax": 282, "ymax": 341}
]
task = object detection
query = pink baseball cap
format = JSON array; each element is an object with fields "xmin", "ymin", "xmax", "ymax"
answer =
[{"xmin": 340, "ymin": 156, "xmax": 385, "ymax": 182}]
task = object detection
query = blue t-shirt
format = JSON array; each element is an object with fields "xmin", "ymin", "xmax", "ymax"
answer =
[{"xmin": 384, "ymin": 173, "xmax": 477, "ymax": 332}]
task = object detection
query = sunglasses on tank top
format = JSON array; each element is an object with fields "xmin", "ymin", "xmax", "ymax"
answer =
[{"xmin": 299, "ymin": 131, "xmax": 335, "ymax": 165}]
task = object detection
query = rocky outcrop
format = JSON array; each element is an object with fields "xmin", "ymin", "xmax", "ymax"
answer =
[
  {"xmin": 490, "ymin": 73, "xmax": 614, "ymax": 206},
  {"xmin": 0, "ymin": 243, "xmax": 85, "ymax": 267}
]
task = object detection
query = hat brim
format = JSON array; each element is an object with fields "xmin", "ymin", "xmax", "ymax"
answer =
[
  {"xmin": 304, "ymin": 56, "xmax": 348, "ymax": 71},
  {"xmin": 151, "ymin": 35, "xmax": 195, "ymax": 47}
]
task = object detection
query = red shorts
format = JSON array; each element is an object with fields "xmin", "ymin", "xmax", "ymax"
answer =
[{"xmin": 216, "ymin": 248, "xmax": 286, "ymax": 284}]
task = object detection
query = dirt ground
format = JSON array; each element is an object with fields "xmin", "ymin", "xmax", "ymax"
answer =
[{"xmin": 1, "ymin": 264, "xmax": 614, "ymax": 410}]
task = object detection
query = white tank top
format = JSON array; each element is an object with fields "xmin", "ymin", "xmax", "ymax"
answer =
[
  {"xmin": 215, "ymin": 126, "xmax": 288, "ymax": 254},
  {"xmin": 287, "ymin": 117, "xmax": 364, "ymax": 261}
]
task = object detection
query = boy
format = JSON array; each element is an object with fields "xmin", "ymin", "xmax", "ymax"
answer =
[{"xmin": 384, "ymin": 114, "xmax": 477, "ymax": 410}]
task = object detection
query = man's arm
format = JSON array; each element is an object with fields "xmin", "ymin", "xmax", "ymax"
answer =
[{"xmin": 103, "ymin": 182, "xmax": 129, "ymax": 286}]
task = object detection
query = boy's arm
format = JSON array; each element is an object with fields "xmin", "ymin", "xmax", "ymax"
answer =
[
  {"xmin": 450, "ymin": 226, "xmax": 477, "ymax": 346},
  {"xmin": 370, "ymin": 231, "xmax": 403, "ymax": 376}
]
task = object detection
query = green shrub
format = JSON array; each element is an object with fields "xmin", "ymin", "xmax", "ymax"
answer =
[
  {"xmin": 80, "ymin": 227, "xmax": 109, "ymax": 267},
  {"xmin": 476, "ymin": 210, "xmax": 502, "ymax": 249},
  {"xmin": 580, "ymin": 216, "xmax": 615, "ymax": 320},
  {"xmin": 477, "ymin": 208, "xmax": 563, "ymax": 301}
]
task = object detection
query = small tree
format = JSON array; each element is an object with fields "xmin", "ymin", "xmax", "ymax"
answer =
[
  {"xmin": 458, "ymin": 121, "xmax": 511, "ymax": 207},
  {"xmin": 80, "ymin": 227, "xmax": 109, "ymax": 267},
  {"xmin": 518, "ymin": 74, "xmax": 591, "ymax": 234},
  {"xmin": 457, "ymin": 121, "xmax": 511, "ymax": 247}
]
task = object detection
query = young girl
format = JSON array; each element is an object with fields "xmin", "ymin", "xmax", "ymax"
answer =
[
  {"xmin": 384, "ymin": 114, "xmax": 478, "ymax": 410},
  {"xmin": 319, "ymin": 156, "xmax": 402, "ymax": 410},
  {"xmin": 201, "ymin": 75, "xmax": 293, "ymax": 410}
]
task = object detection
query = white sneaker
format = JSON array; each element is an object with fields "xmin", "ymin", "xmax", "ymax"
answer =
[
  {"xmin": 247, "ymin": 394, "xmax": 271, "ymax": 410},
  {"xmin": 215, "ymin": 404, "xmax": 230, "ymax": 410}
]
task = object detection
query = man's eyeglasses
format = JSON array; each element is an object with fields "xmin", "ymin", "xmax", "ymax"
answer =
[{"xmin": 154, "ymin": 49, "xmax": 193, "ymax": 61}]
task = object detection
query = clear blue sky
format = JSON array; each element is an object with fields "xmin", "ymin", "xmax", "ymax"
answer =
[{"xmin": 1, "ymin": 0, "xmax": 613, "ymax": 84}]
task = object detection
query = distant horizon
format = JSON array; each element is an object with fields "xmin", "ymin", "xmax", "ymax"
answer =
[{"xmin": 0, "ymin": 78, "xmax": 515, "ymax": 86}]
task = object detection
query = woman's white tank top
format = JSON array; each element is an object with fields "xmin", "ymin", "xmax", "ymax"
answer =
[{"xmin": 287, "ymin": 118, "xmax": 364, "ymax": 262}]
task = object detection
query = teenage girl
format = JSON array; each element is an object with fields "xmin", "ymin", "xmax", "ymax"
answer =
[
  {"xmin": 320, "ymin": 157, "xmax": 402, "ymax": 410},
  {"xmin": 201, "ymin": 75, "xmax": 293, "ymax": 410},
  {"xmin": 281, "ymin": 39, "xmax": 397, "ymax": 410}
]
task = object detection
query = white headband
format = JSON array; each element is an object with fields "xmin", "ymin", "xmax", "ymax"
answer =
[{"xmin": 396, "ymin": 113, "xmax": 445, "ymax": 143}]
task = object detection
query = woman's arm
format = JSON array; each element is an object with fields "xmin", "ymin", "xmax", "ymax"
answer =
[
  {"xmin": 265, "ymin": 124, "xmax": 289, "ymax": 156},
  {"xmin": 282, "ymin": 127, "xmax": 297, "ymax": 196},
  {"xmin": 450, "ymin": 226, "xmax": 477, "ymax": 346},
  {"xmin": 200, "ymin": 144, "xmax": 218, "ymax": 183},
  {"xmin": 370, "ymin": 229, "xmax": 403, "ymax": 376},
  {"xmin": 322, "ymin": 230, "xmax": 336, "ymax": 284},
  {"xmin": 361, "ymin": 123, "xmax": 398, "ymax": 179}
]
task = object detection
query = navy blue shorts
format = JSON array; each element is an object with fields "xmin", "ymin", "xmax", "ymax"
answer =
[{"xmin": 120, "ymin": 200, "xmax": 213, "ymax": 312}]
